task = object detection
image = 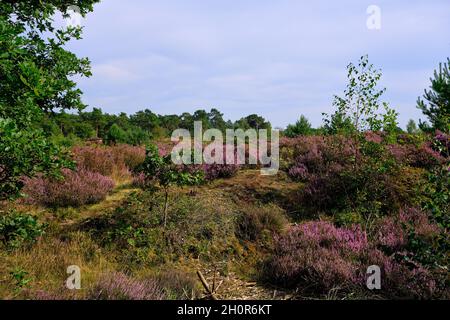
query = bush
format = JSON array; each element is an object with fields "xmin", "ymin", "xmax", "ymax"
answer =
[
  {"xmin": 22, "ymin": 168, "xmax": 115, "ymax": 208},
  {"xmin": 0, "ymin": 211, "xmax": 44, "ymax": 249},
  {"xmin": 283, "ymin": 134, "xmax": 432, "ymax": 219},
  {"xmin": 88, "ymin": 272, "xmax": 166, "ymax": 300},
  {"xmin": 87, "ymin": 190, "xmax": 238, "ymax": 265},
  {"xmin": 236, "ymin": 204, "xmax": 287, "ymax": 241},
  {"xmin": 111, "ymin": 144, "xmax": 145, "ymax": 171},
  {"xmin": 183, "ymin": 163, "xmax": 239, "ymax": 181},
  {"xmin": 264, "ymin": 221, "xmax": 368, "ymax": 292},
  {"xmin": 154, "ymin": 270, "xmax": 200, "ymax": 300},
  {"xmin": 72, "ymin": 146, "xmax": 116, "ymax": 176},
  {"xmin": 264, "ymin": 221, "xmax": 439, "ymax": 298}
]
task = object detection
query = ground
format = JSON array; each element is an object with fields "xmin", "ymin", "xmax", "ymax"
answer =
[{"xmin": 0, "ymin": 169, "xmax": 301, "ymax": 300}]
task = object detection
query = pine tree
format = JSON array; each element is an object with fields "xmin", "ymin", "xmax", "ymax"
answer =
[{"xmin": 417, "ymin": 58, "xmax": 450, "ymax": 133}]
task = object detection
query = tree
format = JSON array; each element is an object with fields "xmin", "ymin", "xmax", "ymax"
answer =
[
  {"xmin": 0, "ymin": 119, "xmax": 72, "ymax": 200},
  {"xmin": 0, "ymin": 0, "xmax": 98, "ymax": 200},
  {"xmin": 106, "ymin": 124, "xmax": 127, "ymax": 145},
  {"xmin": 284, "ymin": 115, "xmax": 313, "ymax": 137},
  {"xmin": 138, "ymin": 145, "xmax": 203, "ymax": 228},
  {"xmin": 235, "ymin": 114, "xmax": 271, "ymax": 131},
  {"xmin": 82, "ymin": 108, "xmax": 107, "ymax": 138},
  {"xmin": 406, "ymin": 119, "xmax": 419, "ymax": 134},
  {"xmin": 417, "ymin": 58, "xmax": 450, "ymax": 133},
  {"xmin": 130, "ymin": 109, "xmax": 160, "ymax": 133},
  {"xmin": 208, "ymin": 108, "xmax": 227, "ymax": 132},
  {"xmin": 324, "ymin": 55, "xmax": 398, "ymax": 135}
]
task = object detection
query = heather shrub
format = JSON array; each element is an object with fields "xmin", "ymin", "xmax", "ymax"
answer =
[
  {"xmin": 264, "ymin": 221, "xmax": 368, "ymax": 292},
  {"xmin": 22, "ymin": 168, "xmax": 115, "ymax": 208},
  {"xmin": 264, "ymin": 220, "xmax": 440, "ymax": 298},
  {"xmin": 178, "ymin": 144, "xmax": 240, "ymax": 181},
  {"xmin": 400, "ymin": 207, "xmax": 449, "ymax": 271},
  {"xmin": 131, "ymin": 172, "xmax": 148, "ymax": 189},
  {"xmin": 284, "ymin": 134, "xmax": 432, "ymax": 220},
  {"xmin": 72, "ymin": 146, "xmax": 116, "ymax": 176},
  {"xmin": 88, "ymin": 272, "xmax": 166, "ymax": 300},
  {"xmin": 26, "ymin": 289, "xmax": 74, "ymax": 300},
  {"xmin": 375, "ymin": 216, "xmax": 406, "ymax": 251},
  {"xmin": 236, "ymin": 204, "xmax": 287, "ymax": 241},
  {"xmin": 359, "ymin": 248, "xmax": 437, "ymax": 299},
  {"xmin": 387, "ymin": 142, "xmax": 446, "ymax": 169},
  {"xmin": 183, "ymin": 163, "xmax": 239, "ymax": 181},
  {"xmin": 110, "ymin": 144, "xmax": 145, "ymax": 171},
  {"xmin": 433, "ymin": 130, "xmax": 450, "ymax": 158}
]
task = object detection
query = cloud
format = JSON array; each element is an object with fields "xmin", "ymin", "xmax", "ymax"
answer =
[{"xmin": 71, "ymin": 0, "xmax": 450, "ymax": 128}]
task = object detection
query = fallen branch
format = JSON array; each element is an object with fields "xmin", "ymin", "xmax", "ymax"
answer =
[{"xmin": 197, "ymin": 270, "xmax": 218, "ymax": 300}]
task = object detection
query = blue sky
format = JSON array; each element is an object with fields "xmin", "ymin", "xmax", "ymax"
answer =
[{"xmin": 65, "ymin": 0, "xmax": 450, "ymax": 128}]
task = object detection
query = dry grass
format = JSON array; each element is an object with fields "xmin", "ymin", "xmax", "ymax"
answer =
[{"xmin": 0, "ymin": 169, "xmax": 297, "ymax": 300}]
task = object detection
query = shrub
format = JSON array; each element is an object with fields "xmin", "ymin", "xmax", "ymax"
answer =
[
  {"xmin": 87, "ymin": 190, "xmax": 238, "ymax": 265},
  {"xmin": 72, "ymin": 146, "xmax": 116, "ymax": 176},
  {"xmin": 265, "ymin": 221, "xmax": 368, "ymax": 292},
  {"xmin": 183, "ymin": 163, "xmax": 239, "ymax": 181},
  {"xmin": 236, "ymin": 204, "xmax": 287, "ymax": 241},
  {"xmin": 284, "ymin": 134, "xmax": 430, "ymax": 219},
  {"xmin": 22, "ymin": 168, "xmax": 115, "ymax": 208},
  {"xmin": 110, "ymin": 144, "xmax": 145, "ymax": 171},
  {"xmin": 375, "ymin": 216, "xmax": 406, "ymax": 251},
  {"xmin": 0, "ymin": 211, "xmax": 44, "ymax": 249},
  {"xmin": 72, "ymin": 145, "xmax": 145, "ymax": 177},
  {"xmin": 88, "ymin": 272, "xmax": 166, "ymax": 300},
  {"xmin": 264, "ymin": 220, "xmax": 439, "ymax": 298},
  {"xmin": 154, "ymin": 270, "xmax": 200, "ymax": 300},
  {"xmin": 388, "ymin": 142, "xmax": 446, "ymax": 169}
]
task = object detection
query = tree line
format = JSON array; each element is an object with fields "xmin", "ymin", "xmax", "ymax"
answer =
[{"xmin": 41, "ymin": 108, "xmax": 272, "ymax": 146}]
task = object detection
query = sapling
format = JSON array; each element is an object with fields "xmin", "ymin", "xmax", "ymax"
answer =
[{"xmin": 138, "ymin": 144, "xmax": 203, "ymax": 228}]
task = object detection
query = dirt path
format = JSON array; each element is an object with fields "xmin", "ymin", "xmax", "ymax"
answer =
[{"xmin": 199, "ymin": 268, "xmax": 291, "ymax": 300}]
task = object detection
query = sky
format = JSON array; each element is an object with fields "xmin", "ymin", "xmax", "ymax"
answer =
[{"xmin": 63, "ymin": 0, "xmax": 450, "ymax": 128}]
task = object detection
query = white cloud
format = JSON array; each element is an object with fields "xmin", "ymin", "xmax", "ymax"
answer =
[{"xmin": 73, "ymin": 0, "xmax": 450, "ymax": 128}]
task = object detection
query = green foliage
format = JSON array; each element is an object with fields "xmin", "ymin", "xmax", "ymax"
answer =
[
  {"xmin": 323, "ymin": 55, "xmax": 398, "ymax": 135},
  {"xmin": 106, "ymin": 123, "xmax": 128, "ymax": 145},
  {"xmin": 407, "ymin": 119, "xmax": 420, "ymax": 134},
  {"xmin": 0, "ymin": 119, "xmax": 73, "ymax": 200},
  {"xmin": 235, "ymin": 114, "xmax": 271, "ymax": 131},
  {"xmin": 422, "ymin": 166, "xmax": 450, "ymax": 230},
  {"xmin": 10, "ymin": 268, "xmax": 32, "ymax": 292},
  {"xmin": 138, "ymin": 144, "xmax": 204, "ymax": 227},
  {"xmin": 417, "ymin": 58, "xmax": 450, "ymax": 133},
  {"xmin": 140, "ymin": 145, "xmax": 204, "ymax": 189},
  {"xmin": 89, "ymin": 190, "xmax": 238, "ymax": 266},
  {"xmin": 0, "ymin": 0, "xmax": 98, "ymax": 200},
  {"xmin": 284, "ymin": 115, "xmax": 313, "ymax": 137},
  {"xmin": 0, "ymin": 211, "xmax": 45, "ymax": 249}
]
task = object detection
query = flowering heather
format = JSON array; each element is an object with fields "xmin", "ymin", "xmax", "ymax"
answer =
[
  {"xmin": 72, "ymin": 146, "xmax": 116, "ymax": 176},
  {"xmin": 22, "ymin": 168, "xmax": 115, "ymax": 207},
  {"xmin": 265, "ymin": 220, "xmax": 438, "ymax": 297},
  {"xmin": 110, "ymin": 144, "xmax": 145, "ymax": 170},
  {"xmin": 360, "ymin": 248, "xmax": 437, "ymax": 299},
  {"xmin": 72, "ymin": 145, "xmax": 145, "ymax": 176},
  {"xmin": 375, "ymin": 216, "xmax": 406, "ymax": 251},
  {"xmin": 201, "ymin": 163, "xmax": 240, "ymax": 181},
  {"xmin": 265, "ymin": 221, "xmax": 369, "ymax": 291},
  {"xmin": 88, "ymin": 272, "xmax": 166, "ymax": 300},
  {"xmin": 399, "ymin": 207, "xmax": 441, "ymax": 239},
  {"xmin": 364, "ymin": 131, "xmax": 383, "ymax": 144},
  {"xmin": 283, "ymin": 135, "xmax": 356, "ymax": 181},
  {"xmin": 387, "ymin": 142, "xmax": 446, "ymax": 169}
]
